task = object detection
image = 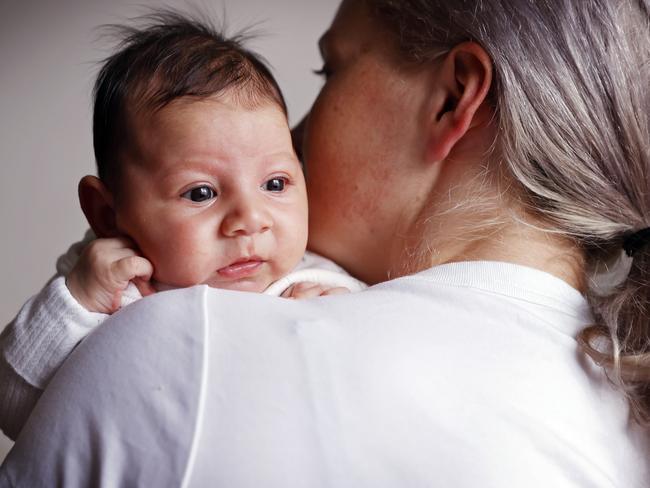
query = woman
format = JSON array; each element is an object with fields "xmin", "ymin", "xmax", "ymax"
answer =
[{"xmin": 1, "ymin": 0, "xmax": 648, "ymax": 486}]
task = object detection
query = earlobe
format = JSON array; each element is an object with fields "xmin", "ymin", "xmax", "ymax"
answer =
[
  {"xmin": 78, "ymin": 175, "xmax": 118, "ymax": 238},
  {"xmin": 426, "ymin": 42, "xmax": 493, "ymax": 164}
]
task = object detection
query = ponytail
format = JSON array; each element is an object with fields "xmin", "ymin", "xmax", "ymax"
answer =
[{"xmin": 580, "ymin": 241, "xmax": 650, "ymax": 426}]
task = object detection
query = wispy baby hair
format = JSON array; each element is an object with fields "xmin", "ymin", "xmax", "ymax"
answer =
[{"xmin": 93, "ymin": 9, "xmax": 287, "ymax": 190}]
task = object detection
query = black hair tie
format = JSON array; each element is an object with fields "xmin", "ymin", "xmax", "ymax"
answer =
[{"xmin": 623, "ymin": 228, "xmax": 650, "ymax": 257}]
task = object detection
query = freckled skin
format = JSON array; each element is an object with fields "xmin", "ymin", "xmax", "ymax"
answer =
[
  {"xmin": 113, "ymin": 97, "xmax": 308, "ymax": 293},
  {"xmin": 300, "ymin": 0, "xmax": 434, "ymax": 284}
]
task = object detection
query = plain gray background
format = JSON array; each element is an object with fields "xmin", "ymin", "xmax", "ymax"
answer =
[{"xmin": 0, "ymin": 0, "xmax": 339, "ymax": 461}]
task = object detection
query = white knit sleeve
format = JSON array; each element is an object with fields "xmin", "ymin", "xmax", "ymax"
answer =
[
  {"xmin": 0, "ymin": 276, "xmax": 109, "ymax": 440},
  {"xmin": 56, "ymin": 228, "xmax": 95, "ymax": 275},
  {"xmin": 263, "ymin": 251, "xmax": 368, "ymax": 296},
  {"xmin": 2, "ymin": 276, "xmax": 108, "ymax": 389},
  {"xmin": 0, "ymin": 231, "xmax": 106, "ymax": 440},
  {"xmin": 0, "ymin": 356, "xmax": 42, "ymax": 441}
]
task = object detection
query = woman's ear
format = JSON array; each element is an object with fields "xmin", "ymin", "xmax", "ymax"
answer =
[
  {"xmin": 426, "ymin": 42, "xmax": 493, "ymax": 164},
  {"xmin": 78, "ymin": 175, "xmax": 119, "ymax": 238}
]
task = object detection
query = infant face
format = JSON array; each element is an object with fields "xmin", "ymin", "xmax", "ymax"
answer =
[{"xmin": 113, "ymin": 96, "xmax": 308, "ymax": 293}]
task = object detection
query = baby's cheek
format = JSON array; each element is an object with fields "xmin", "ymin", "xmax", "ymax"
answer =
[
  {"xmin": 147, "ymin": 235, "xmax": 206, "ymax": 286},
  {"xmin": 277, "ymin": 228, "xmax": 308, "ymax": 278}
]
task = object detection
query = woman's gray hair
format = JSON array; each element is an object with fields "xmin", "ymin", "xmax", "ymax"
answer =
[{"xmin": 370, "ymin": 0, "xmax": 650, "ymax": 424}]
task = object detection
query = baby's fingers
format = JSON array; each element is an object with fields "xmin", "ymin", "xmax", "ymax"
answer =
[
  {"xmin": 320, "ymin": 287, "xmax": 350, "ymax": 296},
  {"xmin": 282, "ymin": 282, "xmax": 327, "ymax": 300},
  {"xmin": 111, "ymin": 255, "xmax": 154, "ymax": 285},
  {"xmin": 133, "ymin": 277, "xmax": 156, "ymax": 297}
]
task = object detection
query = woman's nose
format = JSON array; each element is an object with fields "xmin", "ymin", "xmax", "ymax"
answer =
[{"xmin": 220, "ymin": 197, "xmax": 272, "ymax": 237}]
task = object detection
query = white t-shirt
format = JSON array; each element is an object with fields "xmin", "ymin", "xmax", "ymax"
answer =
[
  {"xmin": 0, "ymin": 231, "xmax": 364, "ymax": 441},
  {"xmin": 1, "ymin": 261, "xmax": 648, "ymax": 487}
]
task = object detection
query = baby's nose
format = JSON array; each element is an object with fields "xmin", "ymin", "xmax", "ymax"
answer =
[{"xmin": 221, "ymin": 199, "xmax": 272, "ymax": 237}]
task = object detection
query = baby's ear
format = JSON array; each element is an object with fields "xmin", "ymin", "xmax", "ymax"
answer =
[{"xmin": 78, "ymin": 176, "xmax": 118, "ymax": 238}]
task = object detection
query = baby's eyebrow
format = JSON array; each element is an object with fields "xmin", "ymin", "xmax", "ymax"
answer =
[
  {"xmin": 159, "ymin": 161, "xmax": 219, "ymax": 180},
  {"xmin": 264, "ymin": 151, "xmax": 299, "ymax": 163}
]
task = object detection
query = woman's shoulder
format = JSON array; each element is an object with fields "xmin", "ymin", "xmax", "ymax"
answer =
[{"xmin": 3, "ymin": 281, "xmax": 647, "ymax": 487}]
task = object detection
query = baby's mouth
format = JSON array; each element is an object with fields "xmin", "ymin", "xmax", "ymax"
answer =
[{"xmin": 217, "ymin": 257, "xmax": 265, "ymax": 279}]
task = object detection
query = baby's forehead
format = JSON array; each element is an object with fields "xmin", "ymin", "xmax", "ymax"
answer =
[
  {"xmin": 129, "ymin": 93, "xmax": 288, "ymax": 131},
  {"xmin": 120, "ymin": 95, "xmax": 294, "ymax": 172}
]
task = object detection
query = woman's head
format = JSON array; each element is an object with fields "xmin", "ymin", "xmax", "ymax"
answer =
[
  {"xmin": 299, "ymin": 0, "xmax": 497, "ymax": 284},
  {"xmin": 300, "ymin": 0, "xmax": 650, "ymax": 422}
]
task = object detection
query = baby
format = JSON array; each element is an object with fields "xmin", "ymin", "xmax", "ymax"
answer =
[
  {"xmin": 0, "ymin": 13, "xmax": 364, "ymax": 440},
  {"xmin": 70, "ymin": 14, "xmax": 363, "ymax": 311}
]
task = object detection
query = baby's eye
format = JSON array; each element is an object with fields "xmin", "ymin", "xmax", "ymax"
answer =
[
  {"xmin": 181, "ymin": 186, "xmax": 217, "ymax": 202},
  {"xmin": 264, "ymin": 177, "xmax": 287, "ymax": 192}
]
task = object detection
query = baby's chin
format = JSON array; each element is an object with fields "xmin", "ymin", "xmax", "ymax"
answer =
[
  {"xmin": 152, "ymin": 276, "xmax": 272, "ymax": 294},
  {"xmin": 151, "ymin": 258, "xmax": 300, "ymax": 294},
  {"xmin": 205, "ymin": 277, "xmax": 272, "ymax": 294}
]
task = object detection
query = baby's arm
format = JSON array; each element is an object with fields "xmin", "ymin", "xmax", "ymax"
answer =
[
  {"xmin": 264, "ymin": 262, "xmax": 367, "ymax": 298},
  {"xmin": 0, "ymin": 275, "xmax": 108, "ymax": 440},
  {"xmin": 0, "ymin": 235, "xmax": 153, "ymax": 440}
]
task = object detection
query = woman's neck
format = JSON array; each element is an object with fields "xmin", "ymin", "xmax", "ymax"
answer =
[
  {"xmin": 391, "ymin": 169, "xmax": 586, "ymax": 293},
  {"xmin": 437, "ymin": 219, "xmax": 586, "ymax": 292}
]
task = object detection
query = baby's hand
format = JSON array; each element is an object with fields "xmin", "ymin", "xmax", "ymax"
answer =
[
  {"xmin": 66, "ymin": 237, "xmax": 155, "ymax": 314},
  {"xmin": 281, "ymin": 281, "xmax": 350, "ymax": 300}
]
